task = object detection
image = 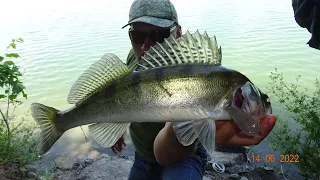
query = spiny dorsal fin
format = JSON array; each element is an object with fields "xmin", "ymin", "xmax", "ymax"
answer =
[
  {"xmin": 136, "ymin": 30, "xmax": 222, "ymax": 71},
  {"xmin": 67, "ymin": 53, "xmax": 132, "ymax": 105}
]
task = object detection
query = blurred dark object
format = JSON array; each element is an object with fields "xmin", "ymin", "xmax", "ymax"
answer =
[{"xmin": 292, "ymin": 0, "xmax": 320, "ymax": 50}]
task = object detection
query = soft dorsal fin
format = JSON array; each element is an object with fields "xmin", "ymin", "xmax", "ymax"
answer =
[
  {"xmin": 136, "ymin": 30, "xmax": 222, "ymax": 71},
  {"xmin": 67, "ymin": 53, "xmax": 132, "ymax": 105}
]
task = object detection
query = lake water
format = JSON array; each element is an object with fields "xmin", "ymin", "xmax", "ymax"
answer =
[{"xmin": 0, "ymin": 0, "xmax": 319, "ymax": 178}]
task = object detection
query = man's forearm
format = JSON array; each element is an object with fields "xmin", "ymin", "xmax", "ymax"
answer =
[{"xmin": 153, "ymin": 122, "xmax": 198, "ymax": 166}]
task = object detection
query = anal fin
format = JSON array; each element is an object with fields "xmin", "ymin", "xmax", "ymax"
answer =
[{"xmin": 88, "ymin": 123, "xmax": 131, "ymax": 148}]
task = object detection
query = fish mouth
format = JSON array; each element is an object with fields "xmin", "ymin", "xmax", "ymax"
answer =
[
  {"xmin": 233, "ymin": 87, "xmax": 244, "ymax": 109},
  {"xmin": 229, "ymin": 84, "xmax": 262, "ymax": 136},
  {"xmin": 233, "ymin": 82, "xmax": 273, "ymax": 117}
]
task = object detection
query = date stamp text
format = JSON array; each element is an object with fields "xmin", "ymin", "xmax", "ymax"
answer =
[{"xmin": 251, "ymin": 153, "xmax": 300, "ymax": 163}]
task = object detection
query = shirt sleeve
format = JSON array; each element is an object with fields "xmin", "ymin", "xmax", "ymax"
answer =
[
  {"xmin": 125, "ymin": 48, "xmax": 139, "ymax": 70},
  {"xmin": 126, "ymin": 48, "xmax": 136, "ymax": 66}
]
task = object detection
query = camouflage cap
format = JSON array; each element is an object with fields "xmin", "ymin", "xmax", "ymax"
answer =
[{"xmin": 122, "ymin": 0, "xmax": 179, "ymax": 29}]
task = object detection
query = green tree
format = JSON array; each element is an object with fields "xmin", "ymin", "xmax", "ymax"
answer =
[
  {"xmin": 0, "ymin": 38, "xmax": 39, "ymax": 166},
  {"xmin": 267, "ymin": 69, "xmax": 320, "ymax": 179},
  {"xmin": 0, "ymin": 38, "xmax": 27, "ymax": 134}
]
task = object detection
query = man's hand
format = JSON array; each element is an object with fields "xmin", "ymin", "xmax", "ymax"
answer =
[
  {"xmin": 111, "ymin": 135, "xmax": 126, "ymax": 153},
  {"xmin": 153, "ymin": 114, "xmax": 276, "ymax": 165},
  {"xmin": 215, "ymin": 114, "xmax": 276, "ymax": 147}
]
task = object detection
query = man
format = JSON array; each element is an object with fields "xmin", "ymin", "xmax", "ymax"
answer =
[
  {"xmin": 112, "ymin": 0, "xmax": 277, "ymax": 179},
  {"xmin": 292, "ymin": 0, "xmax": 320, "ymax": 50}
]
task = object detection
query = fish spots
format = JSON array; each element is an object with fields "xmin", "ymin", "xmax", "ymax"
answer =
[{"xmin": 116, "ymin": 99, "xmax": 122, "ymax": 105}]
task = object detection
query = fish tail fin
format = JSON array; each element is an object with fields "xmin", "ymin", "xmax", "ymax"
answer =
[{"xmin": 30, "ymin": 102, "xmax": 62, "ymax": 155}]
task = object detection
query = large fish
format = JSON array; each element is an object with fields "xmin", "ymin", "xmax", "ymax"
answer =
[{"xmin": 31, "ymin": 30, "xmax": 272, "ymax": 160}]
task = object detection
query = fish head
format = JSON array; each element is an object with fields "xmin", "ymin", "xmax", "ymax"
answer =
[
  {"xmin": 230, "ymin": 81, "xmax": 272, "ymax": 135},
  {"xmin": 237, "ymin": 82, "xmax": 272, "ymax": 115}
]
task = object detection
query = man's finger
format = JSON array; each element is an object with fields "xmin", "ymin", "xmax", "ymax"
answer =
[
  {"xmin": 216, "ymin": 120, "xmax": 242, "ymax": 132},
  {"xmin": 234, "ymin": 131, "xmax": 256, "ymax": 139},
  {"xmin": 116, "ymin": 143, "xmax": 122, "ymax": 151},
  {"xmin": 111, "ymin": 146, "xmax": 118, "ymax": 153},
  {"xmin": 259, "ymin": 114, "xmax": 276, "ymax": 138},
  {"xmin": 215, "ymin": 121, "xmax": 238, "ymax": 144},
  {"xmin": 215, "ymin": 121, "xmax": 225, "ymax": 129},
  {"xmin": 114, "ymin": 144, "xmax": 121, "ymax": 153}
]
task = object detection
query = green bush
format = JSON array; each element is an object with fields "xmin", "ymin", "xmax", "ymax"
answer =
[
  {"xmin": 0, "ymin": 38, "xmax": 39, "ymax": 166},
  {"xmin": 267, "ymin": 69, "xmax": 320, "ymax": 179},
  {"xmin": 0, "ymin": 116, "xmax": 39, "ymax": 165}
]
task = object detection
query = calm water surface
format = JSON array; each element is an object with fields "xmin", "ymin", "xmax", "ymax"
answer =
[
  {"xmin": 0, "ymin": 0, "xmax": 318, "ymax": 115},
  {"xmin": 0, "ymin": 0, "xmax": 319, "ymax": 178}
]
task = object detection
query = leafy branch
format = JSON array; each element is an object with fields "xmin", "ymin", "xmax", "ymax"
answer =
[
  {"xmin": 0, "ymin": 38, "xmax": 27, "ymax": 154},
  {"xmin": 267, "ymin": 68, "xmax": 320, "ymax": 179}
]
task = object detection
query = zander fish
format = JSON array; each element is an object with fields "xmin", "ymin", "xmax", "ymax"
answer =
[{"xmin": 30, "ymin": 30, "xmax": 272, "ymax": 160}]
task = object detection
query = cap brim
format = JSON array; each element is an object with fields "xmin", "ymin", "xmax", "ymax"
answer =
[{"xmin": 122, "ymin": 16, "xmax": 175, "ymax": 29}]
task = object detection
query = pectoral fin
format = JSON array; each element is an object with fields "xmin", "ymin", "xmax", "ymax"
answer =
[
  {"xmin": 226, "ymin": 104, "xmax": 261, "ymax": 136},
  {"xmin": 192, "ymin": 119, "xmax": 216, "ymax": 159},
  {"xmin": 173, "ymin": 121, "xmax": 198, "ymax": 146},
  {"xmin": 173, "ymin": 119, "xmax": 217, "ymax": 161}
]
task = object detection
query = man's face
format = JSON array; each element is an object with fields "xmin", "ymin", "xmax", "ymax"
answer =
[{"xmin": 129, "ymin": 22, "xmax": 181, "ymax": 60}]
